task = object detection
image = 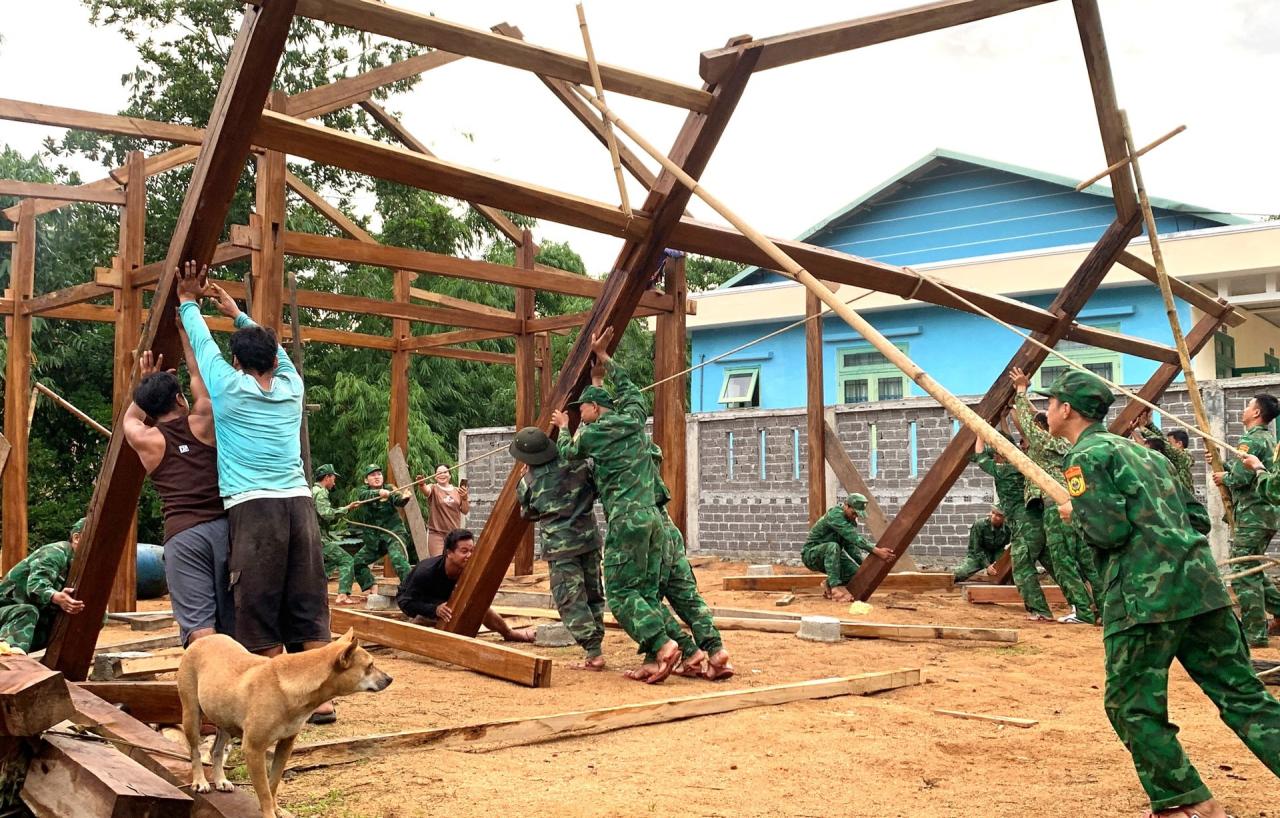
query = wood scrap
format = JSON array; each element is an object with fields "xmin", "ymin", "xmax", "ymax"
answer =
[
  {"xmin": 774, "ymin": 593, "xmax": 796, "ymax": 607},
  {"xmin": 90, "ymin": 648, "xmax": 184, "ymax": 682},
  {"xmin": 21, "ymin": 733, "xmax": 192, "ymax": 817},
  {"xmin": 493, "ymin": 589, "xmax": 556, "ymax": 609},
  {"xmin": 74, "ymin": 681, "xmax": 184, "ymax": 725},
  {"xmin": 502, "ymin": 572, "xmax": 548, "ymax": 586},
  {"xmin": 128, "ymin": 614, "xmax": 175, "ymax": 632},
  {"xmin": 289, "ymin": 669, "xmax": 921, "ymax": 768},
  {"xmin": 963, "ymin": 584, "xmax": 1067, "ymax": 606},
  {"xmin": 934, "ymin": 709, "xmax": 1038, "ymax": 728},
  {"xmin": 0, "ymin": 656, "xmax": 75, "ymax": 736}
]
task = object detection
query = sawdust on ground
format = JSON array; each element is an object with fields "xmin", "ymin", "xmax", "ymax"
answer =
[{"xmin": 108, "ymin": 561, "xmax": 1279, "ymax": 818}]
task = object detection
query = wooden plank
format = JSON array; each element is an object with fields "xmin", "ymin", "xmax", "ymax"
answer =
[
  {"xmin": 805, "ymin": 287, "xmax": 826, "ymax": 525},
  {"xmin": 934, "ymin": 709, "xmax": 1038, "ymax": 728},
  {"xmin": 1118, "ymin": 251, "xmax": 1244, "ymax": 327},
  {"xmin": 442, "ymin": 44, "xmax": 763, "ymax": 637},
  {"xmin": 21, "ymin": 733, "xmax": 192, "ymax": 817},
  {"xmin": 91, "ymin": 649, "xmax": 184, "ymax": 682},
  {"xmin": 822, "ymin": 420, "xmax": 888, "ymax": 538},
  {"xmin": 653, "ymin": 254, "xmax": 689, "ymax": 534},
  {"xmin": 724, "ymin": 572, "xmax": 954, "ymax": 593},
  {"xmin": 535, "ymin": 73, "xmax": 658, "ymax": 190},
  {"xmin": 700, "ymin": 0, "xmax": 1054, "ymax": 82},
  {"xmin": 0, "ymin": 97, "xmax": 205, "ymax": 145},
  {"xmin": 66, "ymin": 684, "xmax": 262, "ymax": 817},
  {"xmin": 286, "ymin": 49, "xmax": 465, "ymax": 119},
  {"xmin": 0, "ymin": 657, "xmax": 75, "ymax": 736},
  {"xmin": 24, "ymin": 281, "xmax": 114, "ymax": 316},
  {"xmin": 290, "ymin": 669, "xmax": 921, "ymax": 767},
  {"xmin": 408, "ymin": 288, "xmax": 516, "ymax": 320},
  {"xmin": 0, "ymin": 179, "xmax": 126, "ymax": 206},
  {"xmin": 294, "ymin": 0, "xmax": 712, "ymax": 111},
  {"xmin": 523, "ymin": 304, "xmax": 668, "ymax": 333},
  {"xmin": 514, "ymin": 235, "xmax": 537, "ymax": 575},
  {"xmin": 2, "ymin": 205, "xmax": 34, "ymax": 572},
  {"xmin": 388, "ymin": 445, "xmax": 430, "ymax": 563},
  {"xmin": 43, "ymin": 0, "xmax": 299, "ymax": 682},
  {"xmin": 401, "ymin": 329, "xmax": 508, "ymax": 351},
  {"xmin": 411, "ymin": 346, "xmax": 514, "ymax": 365},
  {"xmin": 847, "ymin": 213, "xmax": 1142, "ymax": 600},
  {"xmin": 285, "ymin": 170, "xmax": 374, "ymax": 242},
  {"xmin": 1072, "ymin": 0, "xmax": 1137, "ymax": 220},
  {"xmin": 963, "ymin": 584, "xmax": 1067, "ymax": 605},
  {"xmin": 72, "ymin": 682, "xmax": 182, "ymax": 724},
  {"xmin": 0, "ymin": 231, "xmax": 15, "ymax": 242},
  {"xmin": 329, "ymin": 608, "xmax": 551, "ymax": 688}
]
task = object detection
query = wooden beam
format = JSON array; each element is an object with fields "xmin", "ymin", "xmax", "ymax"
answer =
[
  {"xmin": 388, "ymin": 445, "xmax": 429, "ymax": 563},
  {"xmin": 289, "ymin": 670, "xmax": 921, "ymax": 768},
  {"xmin": 441, "ymin": 44, "xmax": 763, "ymax": 637},
  {"xmin": 0, "ymin": 179, "xmax": 126, "ymax": 206},
  {"xmin": 0, "ymin": 231, "xmax": 15, "ymax": 243},
  {"xmin": 723, "ymin": 572, "xmax": 954, "ymax": 593},
  {"xmin": 107, "ymin": 242, "xmax": 252, "ymax": 290},
  {"xmin": 21, "ymin": 733, "xmax": 193, "ymax": 817},
  {"xmin": 409, "ymin": 287, "xmax": 516, "ymax": 320},
  {"xmin": 963, "ymin": 584, "xmax": 1067, "ymax": 605},
  {"xmin": 0, "ymin": 97, "xmax": 204, "ymax": 146},
  {"xmin": 285, "ymin": 49, "xmax": 466, "ymax": 119},
  {"xmin": 71, "ymin": 682, "xmax": 182, "ymax": 725},
  {"xmin": 934, "ymin": 709, "xmax": 1038, "ymax": 728},
  {"xmin": 523, "ymin": 304, "xmax": 667, "ymax": 334},
  {"xmin": 534, "ymin": 76, "xmax": 658, "ymax": 190},
  {"xmin": 654, "ymin": 253, "xmax": 689, "ymax": 534},
  {"xmin": 536, "ymin": 332, "xmax": 553, "ymax": 411},
  {"xmin": 806, "ymin": 288, "xmax": 826, "ymax": 525},
  {"xmin": 514, "ymin": 234, "xmax": 537, "ymax": 575},
  {"xmin": 1072, "ymin": 0, "xmax": 1137, "ymax": 220},
  {"xmin": 252, "ymin": 100, "xmax": 287, "ymax": 334},
  {"xmin": 329, "ymin": 608, "xmax": 551, "ymax": 687},
  {"xmin": 847, "ymin": 213, "xmax": 1142, "ymax": 600},
  {"xmin": 700, "ymin": 0, "xmax": 1053, "ymax": 82},
  {"xmin": 1108, "ymin": 311, "xmax": 1225, "ymax": 437},
  {"xmin": 43, "ymin": 0, "xmax": 299, "ymax": 681},
  {"xmin": 0, "ymin": 657, "xmax": 75, "ymax": 736},
  {"xmin": 285, "ymin": 170, "xmax": 374, "ymax": 241},
  {"xmin": 822, "ymin": 420, "xmax": 890, "ymax": 539},
  {"xmin": 2, "ymin": 204, "xmax": 34, "ymax": 572},
  {"xmin": 294, "ymin": 0, "xmax": 712, "ymax": 111},
  {"xmin": 412, "ymin": 346, "xmax": 515, "ymax": 364},
  {"xmin": 401, "ymin": 328, "xmax": 509, "ymax": 350},
  {"xmin": 1118, "ymin": 251, "xmax": 1244, "ymax": 327},
  {"xmin": 22, "ymin": 281, "xmax": 113, "ymax": 316}
]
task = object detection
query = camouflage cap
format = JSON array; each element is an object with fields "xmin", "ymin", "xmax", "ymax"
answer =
[
  {"xmin": 1033, "ymin": 369, "xmax": 1113, "ymax": 420},
  {"xmin": 71, "ymin": 517, "xmax": 86, "ymax": 535},
  {"xmin": 509, "ymin": 426, "xmax": 558, "ymax": 466},
  {"xmin": 364, "ymin": 464, "xmax": 384, "ymax": 477},
  {"xmin": 315, "ymin": 463, "xmax": 338, "ymax": 479},
  {"xmin": 844, "ymin": 493, "xmax": 868, "ymax": 512},
  {"xmin": 570, "ymin": 385, "xmax": 614, "ymax": 409}
]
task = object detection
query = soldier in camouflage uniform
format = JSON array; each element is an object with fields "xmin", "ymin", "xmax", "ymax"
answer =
[
  {"xmin": 512, "ymin": 426, "xmax": 608, "ymax": 669},
  {"xmin": 0, "ymin": 518, "xmax": 87, "ymax": 653},
  {"xmin": 952, "ymin": 507, "xmax": 1011, "ymax": 581},
  {"xmin": 1133, "ymin": 409, "xmax": 1195, "ymax": 491},
  {"xmin": 970, "ymin": 435, "xmax": 1025, "ymax": 518},
  {"xmin": 311, "ymin": 464, "xmax": 358, "ymax": 605},
  {"xmin": 552, "ymin": 328, "xmax": 683, "ymax": 684},
  {"xmin": 1045, "ymin": 369, "xmax": 1280, "ymax": 817},
  {"xmin": 1011, "ymin": 367, "xmax": 1096, "ymax": 624},
  {"xmin": 802, "ymin": 494, "xmax": 892, "ymax": 603},
  {"xmin": 352, "ymin": 464, "xmax": 413, "ymax": 585},
  {"xmin": 1213, "ymin": 394, "xmax": 1280, "ymax": 647}
]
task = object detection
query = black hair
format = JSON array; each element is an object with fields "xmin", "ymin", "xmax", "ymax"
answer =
[
  {"xmin": 1034, "ymin": 411, "xmax": 1049, "ymax": 430},
  {"xmin": 444, "ymin": 528, "xmax": 475, "ymax": 552},
  {"xmin": 1145, "ymin": 435, "xmax": 1171, "ymax": 459},
  {"xmin": 230, "ymin": 326, "xmax": 278, "ymax": 375},
  {"xmin": 1167, "ymin": 429, "xmax": 1189, "ymax": 448},
  {"xmin": 133, "ymin": 372, "xmax": 181, "ymax": 417},
  {"xmin": 1254, "ymin": 394, "xmax": 1280, "ymax": 423}
]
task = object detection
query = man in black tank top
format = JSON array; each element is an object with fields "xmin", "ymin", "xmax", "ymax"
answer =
[{"xmin": 122, "ymin": 330, "xmax": 233, "ymax": 646}]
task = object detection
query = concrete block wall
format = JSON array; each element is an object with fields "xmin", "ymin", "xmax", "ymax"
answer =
[{"xmin": 458, "ymin": 374, "xmax": 1280, "ymax": 569}]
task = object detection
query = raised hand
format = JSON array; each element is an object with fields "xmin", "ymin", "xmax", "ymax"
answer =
[
  {"xmin": 175, "ymin": 260, "xmax": 209, "ymax": 303},
  {"xmin": 1008, "ymin": 366, "xmax": 1030, "ymax": 392},
  {"xmin": 550, "ymin": 409, "xmax": 570, "ymax": 429},
  {"xmin": 589, "ymin": 326, "xmax": 614, "ymax": 365}
]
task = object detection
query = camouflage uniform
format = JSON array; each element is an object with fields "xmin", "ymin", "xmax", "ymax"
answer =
[
  {"xmin": 1220, "ymin": 424, "xmax": 1280, "ymax": 646},
  {"xmin": 1064, "ymin": 416, "xmax": 1280, "ymax": 812},
  {"xmin": 1138, "ymin": 422, "xmax": 1195, "ymax": 491},
  {"xmin": 560, "ymin": 360, "xmax": 669, "ymax": 657},
  {"xmin": 353, "ymin": 483, "xmax": 413, "ymax": 585},
  {"xmin": 0, "ymin": 540, "xmax": 75, "ymax": 653},
  {"xmin": 1015, "ymin": 392, "xmax": 1096, "ymax": 622},
  {"xmin": 518, "ymin": 437, "xmax": 606, "ymax": 659},
  {"xmin": 802, "ymin": 505, "xmax": 874, "ymax": 588},
  {"xmin": 952, "ymin": 517, "xmax": 1011, "ymax": 581},
  {"xmin": 312, "ymin": 481, "xmax": 356, "ymax": 595},
  {"xmin": 970, "ymin": 449, "xmax": 1025, "ymax": 517}
]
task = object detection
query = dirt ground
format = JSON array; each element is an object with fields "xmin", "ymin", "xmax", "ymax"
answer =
[{"xmin": 111, "ymin": 561, "xmax": 1278, "ymax": 818}]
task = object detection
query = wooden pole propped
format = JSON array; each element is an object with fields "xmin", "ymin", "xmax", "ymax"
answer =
[{"xmin": 576, "ymin": 3, "xmax": 631, "ymax": 218}]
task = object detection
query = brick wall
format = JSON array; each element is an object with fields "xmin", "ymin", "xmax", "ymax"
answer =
[{"xmin": 459, "ymin": 374, "xmax": 1280, "ymax": 569}]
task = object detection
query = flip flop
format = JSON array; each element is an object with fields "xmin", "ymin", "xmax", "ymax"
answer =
[
  {"xmin": 675, "ymin": 650, "xmax": 708, "ymax": 678},
  {"xmin": 644, "ymin": 643, "xmax": 682, "ymax": 685},
  {"xmin": 705, "ymin": 657, "xmax": 735, "ymax": 682},
  {"xmin": 306, "ymin": 706, "xmax": 337, "ymax": 726}
]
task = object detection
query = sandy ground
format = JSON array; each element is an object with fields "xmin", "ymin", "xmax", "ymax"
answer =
[{"xmin": 105, "ymin": 561, "xmax": 1279, "ymax": 818}]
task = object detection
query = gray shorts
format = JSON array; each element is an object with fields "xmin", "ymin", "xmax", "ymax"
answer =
[{"xmin": 163, "ymin": 516, "xmax": 234, "ymax": 646}]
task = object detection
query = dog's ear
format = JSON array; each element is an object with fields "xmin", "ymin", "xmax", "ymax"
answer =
[
  {"xmin": 337, "ymin": 638, "xmax": 359, "ymax": 670},
  {"xmin": 338, "ymin": 627, "xmax": 356, "ymax": 643}
]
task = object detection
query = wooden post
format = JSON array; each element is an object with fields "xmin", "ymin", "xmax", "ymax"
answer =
[
  {"xmin": 387, "ymin": 268, "xmax": 411, "ymax": 573},
  {"xmin": 654, "ymin": 252, "xmax": 688, "ymax": 534},
  {"xmin": 805, "ymin": 287, "xmax": 826, "ymax": 525},
  {"xmin": 108, "ymin": 150, "xmax": 146, "ymax": 612},
  {"xmin": 2, "ymin": 202, "xmax": 34, "ymax": 573},
  {"xmin": 535, "ymin": 333, "xmax": 553, "ymax": 412},
  {"xmin": 251, "ymin": 92, "xmax": 286, "ymax": 334},
  {"xmin": 513, "ymin": 231, "xmax": 537, "ymax": 576}
]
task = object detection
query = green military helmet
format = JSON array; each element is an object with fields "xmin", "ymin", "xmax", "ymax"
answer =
[
  {"xmin": 509, "ymin": 426, "xmax": 559, "ymax": 466},
  {"xmin": 1033, "ymin": 369, "xmax": 1114, "ymax": 420},
  {"xmin": 570, "ymin": 385, "xmax": 614, "ymax": 409},
  {"xmin": 315, "ymin": 463, "xmax": 338, "ymax": 479},
  {"xmin": 71, "ymin": 517, "xmax": 86, "ymax": 535},
  {"xmin": 843, "ymin": 493, "xmax": 868, "ymax": 513},
  {"xmin": 364, "ymin": 463, "xmax": 383, "ymax": 477}
]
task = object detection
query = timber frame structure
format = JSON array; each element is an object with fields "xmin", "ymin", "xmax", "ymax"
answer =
[{"xmin": 0, "ymin": 0, "xmax": 1243, "ymax": 679}]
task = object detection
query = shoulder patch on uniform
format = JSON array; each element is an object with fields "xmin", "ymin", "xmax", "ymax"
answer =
[
  {"xmin": 1238, "ymin": 443, "xmax": 1251, "ymax": 455},
  {"xmin": 1064, "ymin": 465, "xmax": 1086, "ymax": 497}
]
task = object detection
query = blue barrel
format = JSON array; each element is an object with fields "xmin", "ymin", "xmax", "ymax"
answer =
[{"xmin": 136, "ymin": 543, "xmax": 168, "ymax": 599}]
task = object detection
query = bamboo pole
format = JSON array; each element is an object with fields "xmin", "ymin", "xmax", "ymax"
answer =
[
  {"xmin": 572, "ymin": 85, "xmax": 1069, "ymax": 505},
  {"xmin": 1120, "ymin": 110, "xmax": 1233, "ymax": 522},
  {"xmin": 34, "ymin": 382, "xmax": 112, "ymax": 438},
  {"xmin": 576, "ymin": 4, "xmax": 631, "ymax": 218},
  {"xmin": 1076, "ymin": 123, "xmax": 1185, "ymax": 191}
]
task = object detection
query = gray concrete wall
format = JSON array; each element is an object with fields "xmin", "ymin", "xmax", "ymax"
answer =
[{"xmin": 459, "ymin": 374, "xmax": 1280, "ymax": 569}]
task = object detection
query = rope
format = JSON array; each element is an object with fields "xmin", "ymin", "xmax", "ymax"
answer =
[{"xmin": 345, "ymin": 519, "xmax": 410, "ymax": 556}]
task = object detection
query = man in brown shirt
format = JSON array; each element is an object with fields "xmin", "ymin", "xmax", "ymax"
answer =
[
  {"xmin": 417, "ymin": 465, "xmax": 470, "ymax": 556},
  {"xmin": 122, "ymin": 328, "xmax": 232, "ymax": 646}
]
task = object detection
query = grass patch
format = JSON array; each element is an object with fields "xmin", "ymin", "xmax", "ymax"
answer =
[
  {"xmin": 992, "ymin": 643, "xmax": 1043, "ymax": 656},
  {"xmin": 286, "ymin": 788, "xmax": 354, "ymax": 818}
]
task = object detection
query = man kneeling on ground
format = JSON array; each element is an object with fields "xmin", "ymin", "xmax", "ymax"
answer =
[
  {"xmin": 0, "ymin": 518, "xmax": 86, "ymax": 653},
  {"xmin": 802, "ymin": 493, "xmax": 892, "ymax": 602},
  {"xmin": 952, "ymin": 507, "xmax": 1011, "ymax": 582},
  {"xmin": 396, "ymin": 529, "xmax": 534, "ymax": 642}
]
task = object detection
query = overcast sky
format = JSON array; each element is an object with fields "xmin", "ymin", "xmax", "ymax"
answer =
[{"xmin": 2, "ymin": 1, "xmax": 1277, "ymax": 274}]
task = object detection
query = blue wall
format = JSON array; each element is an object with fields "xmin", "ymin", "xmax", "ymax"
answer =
[{"xmin": 690, "ymin": 285, "xmax": 1192, "ymax": 412}]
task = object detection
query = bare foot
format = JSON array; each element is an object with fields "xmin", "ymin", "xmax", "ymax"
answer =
[
  {"xmin": 1149, "ymin": 800, "xmax": 1231, "ymax": 818},
  {"xmin": 307, "ymin": 701, "xmax": 336, "ymax": 725},
  {"xmin": 335, "ymin": 594, "xmax": 358, "ymax": 606},
  {"xmin": 502, "ymin": 626, "xmax": 536, "ymax": 643},
  {"xmin": 704, "ymin": 649, "xmax": 735, "ymax": 681},
  {"xmin": 1027, "ymin": 613, "xmax": 1053, "ymax": 621},
  {"xmin": 570, "ymin": 656, "xmax": 606, "ymax": 671},
  {"xmin": 624, "ymin": 663, "xmax": 663, "ymax": 682},
  {"xmin": 625, "ymin": 640, "xmax": 681, "ymax": 685},
  {"xmin": 675, "ymin": 649, "xmax": 708, "ymax": 678},
  {"xmin": 830, "ymin": 586, "xmax": 854, "ymax": 603}
]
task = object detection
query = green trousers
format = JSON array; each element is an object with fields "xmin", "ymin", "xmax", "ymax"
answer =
[
  {"xmin": 1043, "ymin": 504, "xmax": 1096, "ymax": 623},
  {"xmin": 352, "ymin": 529, "xmax": 412, "ymax": 586},
  {"xmin": 321, "ymin": 541, "xmax": 356, "ymax": 595},
  {"xmin": 657, "ymin": 518, "xmax": 722, "ymax": 660},
  {"xmin": 549, "ymin": 550, "xmax": 606, "ymax": 659},
  {"xmin": 1009, "ymin": 504, "xmax": 1054, "ymax": 617},
  {"xmin": 602, "ymin": 506, "xmax": 669, "ymax": 656},
  {"xmin": 1104, "ymin": 607, "xmax": 1280, "ymax": 811},
  {"xmin": 0, "ymin": 602, "xmax": 52, "ymax": 653},
  {"xmin": 801, "ymin": 541, "xmax": 859, "ymax": 588},
  {"xmin": 1231, "ymin": 527, "xmax": 1280, "ymax": 646}
]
